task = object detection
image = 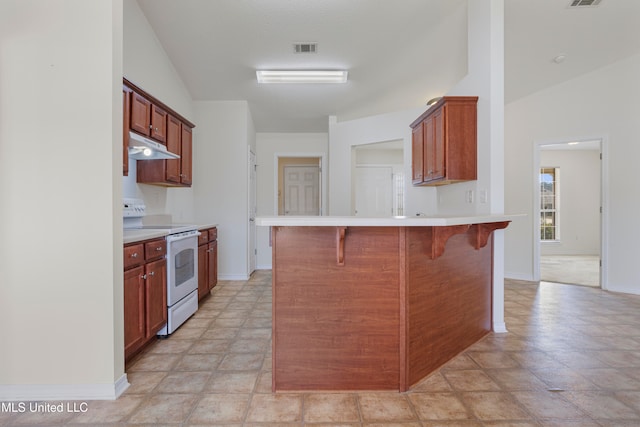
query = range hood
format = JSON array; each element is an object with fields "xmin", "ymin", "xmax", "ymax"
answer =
[{"xmin": 128, "ymin": 131, "xmax": 180, "ymax": 160}]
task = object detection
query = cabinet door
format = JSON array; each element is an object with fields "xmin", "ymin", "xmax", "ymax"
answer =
[
  {"xmin": 423, "ymin": 117, "xmax": 435, "ymax": 181},
  {"xmin": 165, "ymin": 115, "xmax": 182, "ymax": 183},
  {"xmin": 130, "ymin": 92, "xmax": 151, "ymax": 136},
  {"xmin": 180, "ymin": 125, "xmax": 193, "ymax": 185},
  {"xmin": 411, "ymin": 123, "xmax": 424, "ymax": 184},
  {"xmin": 123, "ymin": 87, "xmax": 131, "ymax": 176},
  {"xmin": 197, "ymin": 244, "xmax": 209, "ymax": 300},
  {"xmin": 124, "ymin": 266, "xmax": 145, "ymax": 358},
  {"xmin": 145, "ymin": 259, "xmax": 167, "ymax": 337},
  {"xmin": 150, "ymin": 105, "xmax": 167, "ymax": 143},
  {"xmin": 208, "ymin": 241, "xmax": 218, "ymax": 291},
  {"xmin": 431, "ymin": 108, "xmax": 445, "ymax": 181}
]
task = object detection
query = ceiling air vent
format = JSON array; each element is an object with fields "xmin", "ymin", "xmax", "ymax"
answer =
[
  {"xmin": 569, "ymin": 0, "xmax": 602, "ymax": 7},
  {"xmin": 293, "ymin": 43, "xmax": 318, "ymax": 54}
]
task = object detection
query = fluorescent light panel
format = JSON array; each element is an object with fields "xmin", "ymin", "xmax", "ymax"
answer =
[{"xmin": 256, "ymin": 70, "xmax": 348, "ymax": 84}]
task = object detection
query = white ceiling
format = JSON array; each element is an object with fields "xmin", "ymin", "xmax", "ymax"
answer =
[{"xmin": 136, "ymin": 0, "xmax": 640, "ymax": 133}]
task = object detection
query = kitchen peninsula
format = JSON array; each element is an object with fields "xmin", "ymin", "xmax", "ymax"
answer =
[{"xmin": 256, "ymin": 215, "xmax": 515, "ymax": 392}]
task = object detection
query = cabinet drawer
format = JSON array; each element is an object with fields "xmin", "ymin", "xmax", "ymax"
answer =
[
  {"xmin": 198, "ymin": 230, "xmax": 209, "ymax": 246},
  {"xmin": 208, "ymin": 227, "xmax": 217, "ymax": 241},
  {"xmin": 124, "ymin": 243, "xmax": 144, "ymax": 269},
  {"xmin": 145, "ymin": 239, "xmax": 166, "ymax": 261}
]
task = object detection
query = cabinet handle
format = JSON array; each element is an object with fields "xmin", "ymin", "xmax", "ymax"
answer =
[
  {"xmin": 149, "ymin": 271, "xmax": 155, "ymax": 277},
  {"xmin": 131, "ymin": 252, "xmax": 138, "ymax": 258},
  {"xmin": 156, "ymin": 247, "xmax": 163, "ymax": 251},
  {"xmin": 141, "ymin": 274, "xmax": 147, "ymax": 280}
]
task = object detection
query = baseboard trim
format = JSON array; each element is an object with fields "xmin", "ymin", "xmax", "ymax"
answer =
[
  {"xmin": 504, "ymin": 271, "xmax": 535, "ymax": 282},
  {"xmin": 0, "ymin": 374, "xmax": 129, "ymax": 401},
  {"xmin": 493, "ymin": 322, "xmax": 508, "ymax": 334}
]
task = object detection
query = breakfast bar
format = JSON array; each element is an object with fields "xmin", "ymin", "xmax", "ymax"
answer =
[{"xmin": 257, "ymin": 215, "xmax": 515, "ymax": 392}]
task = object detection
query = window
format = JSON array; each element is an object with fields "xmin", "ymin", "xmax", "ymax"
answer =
[{"xmin": 540, "ymin": 167, "xmax": 559, "ymax": 241}]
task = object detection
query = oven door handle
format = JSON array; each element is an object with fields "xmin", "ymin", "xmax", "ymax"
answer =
[{"xmin": 166, "ymin": 231, "xmax": 201, "ymax": 243}]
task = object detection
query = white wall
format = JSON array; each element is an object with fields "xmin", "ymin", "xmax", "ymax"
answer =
[
  {"xmin": 540, "ymin": 150, "xmax": 600, "ymax": 256},
  {"xmin": 122, "ymin": 0, "xmax": 195, "ymax": 221},
  {"xmin": 327, "ymin": 0, "xmax": 507, "ymax": 332},
  {"xmin": 193, "ymin": 101, "xmax": 253, "ymax": 280},
  {"xmin": 328, "ymin": 108, "xmax": 435, "ymax": 216},
  {"xmin": 255, "ymin": 133, "xmax": 329, "ymax": 269},
  {"xmin": 0, "ymin": 0, "xmax": 125, "ymax": 400},
  {"xmin": 505, "ymin": 52, "xmax": 640, "ymax": 294}
]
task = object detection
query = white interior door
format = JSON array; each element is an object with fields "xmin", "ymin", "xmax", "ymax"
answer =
[
  {"xmin": 283, "ymin": 165, "xmax": 320, "ymax": 215},
  {"xmin": 355, "ymin": 166, "xmax": 393, "ymax": 217}
]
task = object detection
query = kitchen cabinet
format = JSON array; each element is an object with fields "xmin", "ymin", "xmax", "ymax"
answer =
[
  {"xmin": 130, "ymin": 92, "xmax": 151, "ymax": 137},
  {"xmin": 123, "ymin": 77, "xmax": 196, "ymax": 185},
  {"xmin": 129, "ymin": 92, "xmax": 167, "ymax": 143},
  {"xmin": 123, "ymin": 238, "xmax": 167, "ymax": 361},
  {"xmin": 411, "ymin": 122, "xmax": 424, "ymax": 184},
  {"xmin": 410, "ymin": 96, "xmax": 478, "ymax": 186},
  {"xmin": 197, "ymin": 227, "xmax": 218, "ymax": 301},
  {"xmin": 136, "ymin": 117, "xmax": 193, "ymax": 187},
  {"xmin": 150, "ymin": 105, "xmax": 167, "ymax": 143},
  {"xmin": 123, "ymin": 86, "xmax": 131, "ymax": 176},
  {"xmin": 179, "ymin": 124, "xmax": 193, "ymax": 186}
]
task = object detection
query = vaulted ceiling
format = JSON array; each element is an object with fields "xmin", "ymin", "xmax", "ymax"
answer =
[{"xmin": 136, "ymin": 0, "xmax": 640, "ymax": 132}]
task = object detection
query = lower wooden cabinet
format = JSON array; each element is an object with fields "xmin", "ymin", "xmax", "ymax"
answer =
[
  {"xmin": 124, "ymin": 238, "xmax": 167, "ymax": 361},
  {"xmin": 198, "ymin": 227, "xmax": 218, "ymax": 301},
  {"xmin": 144, "ymin": 258, "xmax": 167, "ymax": 337},
  {"xmin": 124, "ymin": 265, "xmax": 145, "ymax": 357}
]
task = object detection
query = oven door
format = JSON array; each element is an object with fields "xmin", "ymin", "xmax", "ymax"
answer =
[{"xmin": 166, "ymin": 232, "xmax": 199, "ymax": 306}]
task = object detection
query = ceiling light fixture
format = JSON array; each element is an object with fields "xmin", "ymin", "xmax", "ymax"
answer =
[
  {"xmin": 426, "ymin": 97, "xmax": 442, "ymax": 106},
  {"xmin": 256, "ymin": 70, "xmax": 348, "ymax": 84}
]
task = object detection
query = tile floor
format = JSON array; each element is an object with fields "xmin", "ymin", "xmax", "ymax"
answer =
[{"xmin": 4, "ymin": 271, "xmax": 640, "ymax": 426}]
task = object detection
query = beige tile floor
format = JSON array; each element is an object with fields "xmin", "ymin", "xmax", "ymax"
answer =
[{"xmin": 4, "ymin": 271, "xmax": 640, "ymax": 426}]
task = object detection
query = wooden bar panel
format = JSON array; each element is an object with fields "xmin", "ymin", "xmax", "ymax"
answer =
[
  {"xmin": 406, "ymin": 227, "xmax": 492, "ymax": 387},
  {"xmin": 272, "ymin": 226, "xmax": 400, "ymax": 391},
  {"xmin": 270, "ymin": 221, "xmax": 506, "ymax": 392}
]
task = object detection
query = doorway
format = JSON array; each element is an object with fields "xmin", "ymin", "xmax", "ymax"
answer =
[
  {"xmin": 351, "ymin": 140, "xmax": 404, "ymax": 217},
  {"xmin": 277, "ymin": 157, "xmax": 322, "ymax": 216},
  {"xmin": 534, "ymin": 139, "xmax": 604, "ymax": 288}
]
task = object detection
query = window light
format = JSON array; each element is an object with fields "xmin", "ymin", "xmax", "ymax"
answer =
[{"xmin": 256, "ymin": 70, "xmax": 348, "ymax": 84}]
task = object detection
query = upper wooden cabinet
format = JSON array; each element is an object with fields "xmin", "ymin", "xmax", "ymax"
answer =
[
  {"xmin": 410, "ymin": 96, "xmax": 478, "ymax": 186},
  {"xmin": 135, "ymin": 117, "xmax": 193, "ymax": 187},
  {"xmin": 150, "ymin": 104, "xmax": 167, "ymax": 143},
  {"xmin": 130, "ymin": 92, "xmax": 151, "ymax": 137},
  {"xmin": 123, "ymin": 77, "xmax": 195, "ymax": 187},
  {"xmin": 123, "ymin": 86, "xmax": 131, "ymax": 176},
  {"xmin": 179, "ymin": 124, "xmax": 193, "ymax": 186}
]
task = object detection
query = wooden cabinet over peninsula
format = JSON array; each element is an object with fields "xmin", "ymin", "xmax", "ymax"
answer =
[
  {"xmin": 411, "ymin": 96, "xmax": 478, "ymax": 186},
  {"xmin": 256, "ymin": 215, "xmax": 515, "ymax": 392}
]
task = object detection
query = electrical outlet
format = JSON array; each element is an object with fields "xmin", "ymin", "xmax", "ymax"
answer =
[
  {"xmin": 479, "ymin": 190, "xmax": 488, "ymax": 204},
  {"xmin": 466, "ymin": 190, "xmax": 474, "ymax": 204}
]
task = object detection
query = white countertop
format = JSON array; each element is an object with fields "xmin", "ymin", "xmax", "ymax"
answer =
[
  {"xmin": 124, "ymin": 223, "xmax": 218, "ymax": 244},
  {"xmin": 123, "ymin": 229, "xmax": 170, "ymax": 244},
  {"xmin": 256, "ymin": 214, "xmax": 523, "ymax": 227}
]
